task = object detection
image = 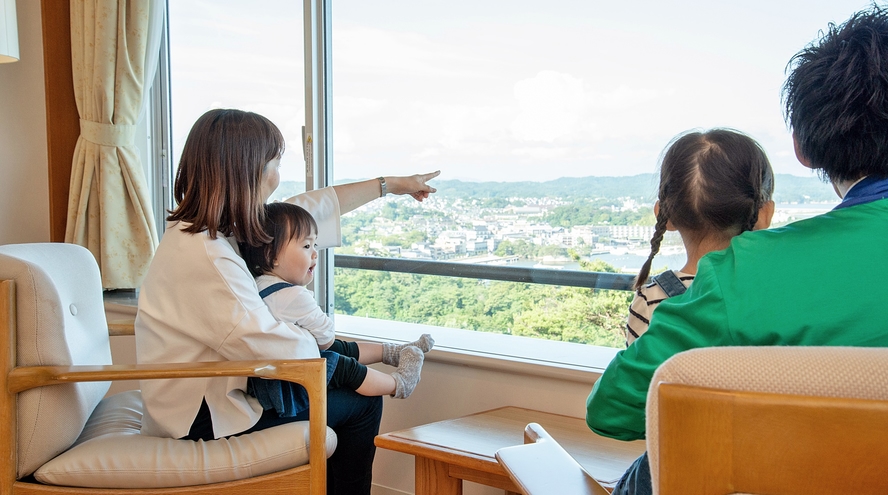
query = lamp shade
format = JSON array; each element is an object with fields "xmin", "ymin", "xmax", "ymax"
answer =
[{"xmin": 0, "ymin": 0, "xmax": 19, "ymax": 63}]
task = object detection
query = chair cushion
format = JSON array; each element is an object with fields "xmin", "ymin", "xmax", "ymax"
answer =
[
  {"xmin": 0, "ymin": 243, "xmax": 112, "ymax": 478},
  {"xmin": 35, "ymin": 390, "xmax": 338, "ymax": 488}
]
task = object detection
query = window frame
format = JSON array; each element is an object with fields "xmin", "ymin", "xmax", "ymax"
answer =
[
  {"xmin": 151, "ymin": 0, "xmax": 628, "ymax": 376},
  {"xmin": 148, "ymin": 19, "xmax": 173, "ymax": 238},
  {"xmin": 304, "ymin": 0, "xmax": 336, "ymax": 314}
]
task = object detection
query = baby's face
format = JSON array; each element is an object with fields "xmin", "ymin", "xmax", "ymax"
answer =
[{"xmin": 271, "ymin": 232, "xmax": 318, "ymax": 286}]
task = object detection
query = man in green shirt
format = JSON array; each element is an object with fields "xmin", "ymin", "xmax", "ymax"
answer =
[{"xmin": 587, "ymin": 7, "xmax": 888, "ymax": 494}]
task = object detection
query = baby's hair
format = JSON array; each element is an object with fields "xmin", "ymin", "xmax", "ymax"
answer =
[
  {"xmin": 240, "ymin": 202, "xmax": 319, "ymax": 278},
  {"xmin": 635, "ymin": 128, "xmax": 775, "ymax": 290}
]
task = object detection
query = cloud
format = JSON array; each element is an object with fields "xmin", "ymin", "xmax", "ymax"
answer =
[
  {"xmin": 510, "ymin": 71, "xmax": 587, "ymax": 143},
  {"xmin": 508, "ymin": 71, "xmax": 669, "ymax": 144},
  {"xmin": 334, "ymin": 26, "xmax": 487, "ymax": 80}
]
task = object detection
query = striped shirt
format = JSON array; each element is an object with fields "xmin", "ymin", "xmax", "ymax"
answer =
[{"xmin": 625, "ymin": 270, "xmax": 695, "ymax": 346}]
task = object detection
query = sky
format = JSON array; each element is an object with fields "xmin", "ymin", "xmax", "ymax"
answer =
[{"xmin": 168, "ymin": 0, "xmax": 872, "ymax": 183}]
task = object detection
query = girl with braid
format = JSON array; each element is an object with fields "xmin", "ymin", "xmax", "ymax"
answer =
[{"xmin": 625, "ymin": 129, "xmax": 775, "ymax": 345}]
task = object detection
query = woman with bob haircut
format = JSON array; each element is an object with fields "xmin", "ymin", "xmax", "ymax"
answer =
[{"xmin": 135, "ymin": 108, "xmax": 439, "ymax": 495}]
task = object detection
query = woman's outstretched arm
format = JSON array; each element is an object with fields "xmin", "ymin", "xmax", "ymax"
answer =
[{"xmin": 333, "ymin": 171, "xmax": 440, "ymax": 215}]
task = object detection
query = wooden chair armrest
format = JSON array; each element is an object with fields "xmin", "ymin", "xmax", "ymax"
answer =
[
  {"xmin": 496, "ymin": 423, "xmax": 611, "ymax": 495},
  {"xmin": 7, "ymin": 359, "xmax": 327, "ymax": 394},
  {"xmin": 7, "ymin": 358, "xmax": 329, "ymax": 484}
]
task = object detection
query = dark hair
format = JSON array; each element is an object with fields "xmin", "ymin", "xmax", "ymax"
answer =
[
  {"xmin": 240, "ymin": 202, "xmax": 318, "ymax": 278},
  {"xmin": 783, "ymin": 6, "xmax": 888, "ymax": 182},
  {"xmin": 167, "ymin": 109, "xmax": 285, "ymax": 246},
  {"xmin": 635, "ymin": 129, "xmax": 775, "ymax": 289}
]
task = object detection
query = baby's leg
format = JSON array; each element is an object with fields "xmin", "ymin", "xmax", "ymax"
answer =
[
  {"xmin": 381, "ymin": 334, "xmax": 435, "ymax": 367},
  {"xmin": 355, "ymin": 342, "xmax": 382, "ymax": 365},
  {"xmin": 328, "ymin": 339, "xmax": 385, "ymax": 365},
  {"xmin": 355, "ymin": 369, "xmax": 396, "ymax": 396},
  {"xmin": 328, "ymin": 339, "xmax": 360, "ymax": 359},
  {"xmin": 355, "ymin": 346, "xmax": 425, "ymax": 398}
]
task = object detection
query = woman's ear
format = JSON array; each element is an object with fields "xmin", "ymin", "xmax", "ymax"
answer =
[{"xmin": 754, "ymin": 200, "xmax": 776, "ymax": 230}]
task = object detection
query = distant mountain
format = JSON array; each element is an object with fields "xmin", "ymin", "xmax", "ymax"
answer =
[
  {"xmin": 429, "ymin": 174, "xmax": 836, "ymax": 203},
  {"xmin": 432, "ymin": 175, "xmax": 661, "ymax": 201},
  {"xmin": 277, "ymin": 173, "xmax": 836, "ymax": 204},
  {"xmin": 770, "ymin": 174, "xmax": 837, "ymax": 203}
]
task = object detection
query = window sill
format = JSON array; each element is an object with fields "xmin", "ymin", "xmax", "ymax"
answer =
[
  {"xmin": 103, "ymin": 290, "xmax": 138, "ymax": 331},
  {"xmin": 101, "ymin": 293, "xmax": 617, "ymax": 384},
  {"xmin": 335, "ymin": 314, "xmax": 616, "ymax": 384}
]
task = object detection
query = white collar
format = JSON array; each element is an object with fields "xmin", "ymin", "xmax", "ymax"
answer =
[{"xmin": 834, "ymin": 176, "xmax": 868, "ymax": 199}]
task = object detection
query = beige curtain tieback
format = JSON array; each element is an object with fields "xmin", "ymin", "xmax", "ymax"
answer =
[{"xmin": 79, "ymin": 119, "xmax": 136, "ymax": 147}]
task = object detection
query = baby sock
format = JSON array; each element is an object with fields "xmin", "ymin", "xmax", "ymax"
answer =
[
  {"xmin": 391, "ymin": 346, "xmax": 424, "ymax": 399},
  {"xmin": 382, "ymin": 334, "xmax": 435, "ymax": 367}
]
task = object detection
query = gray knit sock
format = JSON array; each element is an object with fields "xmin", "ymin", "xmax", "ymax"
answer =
[
  {"xmin": 382, "ymin": 334, "xmax": 435, "ymax": 367},
  {"xmin": 391, "ymin": 346, "xmax": 424, "ymax": 399}
]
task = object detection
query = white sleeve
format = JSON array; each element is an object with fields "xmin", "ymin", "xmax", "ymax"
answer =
[
  {"xmin": 283, "ymin": 187, "xmax": 342, "ymax": 249},
  {"xmin": 211, "ymin": 247, "xmax": 323, "ymax": 360},
  {"xmin": 265, "ymin": 286, "xmax": 336, "ymax": 347}
]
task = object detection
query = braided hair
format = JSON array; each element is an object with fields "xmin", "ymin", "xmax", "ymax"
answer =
[{"xmin": 635, "ymin": 129, "xmax": 775, "ymax": 290}]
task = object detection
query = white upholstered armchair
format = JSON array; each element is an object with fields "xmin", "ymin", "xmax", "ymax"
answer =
[{"xmin": 0, "ymin": 242, "xmax": 336, "ymax": 494}]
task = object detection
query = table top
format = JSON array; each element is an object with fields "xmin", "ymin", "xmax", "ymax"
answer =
[{"xmin": 375, "ymin": 406, "xmax": 646, "ymax": 485}]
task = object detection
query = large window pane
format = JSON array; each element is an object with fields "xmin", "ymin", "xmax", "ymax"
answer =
[
  {"xmin": 168, "ymin": 0, "xmax": 305, "ymax": 197},
  {"xmin": 329, "ymin": 0, "xmax": 864, "ymax": 346}
]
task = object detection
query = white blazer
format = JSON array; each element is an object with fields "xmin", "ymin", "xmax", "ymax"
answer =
[{"xmin": 136, "ymin": 188, "xmax": 341, "ymax": 439}]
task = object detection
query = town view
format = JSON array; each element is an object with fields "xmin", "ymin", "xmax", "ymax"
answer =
[{"xmin": 272, "ymin": 174, "xmax": 838, "ymax": 348}]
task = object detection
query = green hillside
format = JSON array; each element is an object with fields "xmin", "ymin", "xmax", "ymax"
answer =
[{"xmin": 278, "ymin": 172, "xmax": 835, "ymax": 204}]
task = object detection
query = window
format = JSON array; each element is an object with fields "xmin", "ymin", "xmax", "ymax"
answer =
[
  {"xmin": 154, "ymin": 1, "xmax": 864, "ymax": 370},
  {"xmin": 166, "ymin": 0, "xmax": 306, "ymax": 198},
  {"xmin": 325, "ymin": 0, "xmax": 854, "ymax": 351}
]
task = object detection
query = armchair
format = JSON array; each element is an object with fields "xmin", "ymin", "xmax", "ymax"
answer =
[
  {"xmin": 497, "ymin": 346, "xmax": 888, "ymax": 495},
  {"xmin": 0, "ymin": 243, "xmax": 336, "ymax": 494}
]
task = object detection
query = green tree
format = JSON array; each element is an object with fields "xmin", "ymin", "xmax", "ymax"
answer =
[
  {"xmin": 494, "ymin": 240, "xmax": 538, "ymax": 258},
  {"xmin": 333, "ymin": 268, "xmax": 632, "ymax": 347},
  {"xmin": 580, "ymin": 259, "xmax": 619, "ymax": 273}
]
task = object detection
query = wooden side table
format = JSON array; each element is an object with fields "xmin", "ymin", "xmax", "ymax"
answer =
[{"xmin": 375, "ymin": 406, "xmax": 646, "ymax": 494}]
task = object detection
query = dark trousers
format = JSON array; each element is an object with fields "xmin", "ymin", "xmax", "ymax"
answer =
[
  {"xmin": 327, "ymin": 339, "xmax": 368, "ymax": 390},
  {"xmin": 186, "ymin": 389, "xmax": 383, "ymax": 495},
  {"xmin": 613, "ymin": 451, "xmax": 652, "ymax": 495}
]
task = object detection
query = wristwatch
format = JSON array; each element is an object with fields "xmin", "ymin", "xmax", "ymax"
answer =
[{"xmin": 377, "ymin": 176, "xmax": 388, "ymax": 197}]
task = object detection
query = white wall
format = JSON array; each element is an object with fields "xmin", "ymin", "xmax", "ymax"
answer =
[{"xmin": 0, "ymin": 0, "xmax": 50, "ymax": 245}]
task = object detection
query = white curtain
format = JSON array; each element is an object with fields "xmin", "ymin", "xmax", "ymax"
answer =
[{"xmin": 66, "ymin": 0, "xmax": 164, "ymax": 289}]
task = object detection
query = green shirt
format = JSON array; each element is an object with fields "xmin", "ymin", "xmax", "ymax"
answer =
[{"xmin": 586, "ymin": 199, "xmax": 888, "ymax": 441}]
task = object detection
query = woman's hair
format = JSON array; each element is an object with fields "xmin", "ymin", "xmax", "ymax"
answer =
[
  {"xmin": 783, "ymin": 5, "xmax": 888, "ymax": 182},
  {"xmin": 167, "ymin": 108, "xmax": 285, "ymax": 246},
  {"xmin": 240, "ymin": 202, "xmax": 319, "ymax": 278},
  {"xmin": 635, "ymin": 128, "xmax": 775, "ymax": 289}
]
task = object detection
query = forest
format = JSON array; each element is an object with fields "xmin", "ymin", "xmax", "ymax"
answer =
[
  {"xmin": 331, "ymin": 197, "xmax": 638, "ymax": 349},
  {"xmin": 333, "ymin": 262, "xmax": 633, "ymax": 349}
]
